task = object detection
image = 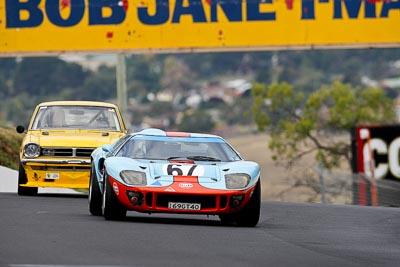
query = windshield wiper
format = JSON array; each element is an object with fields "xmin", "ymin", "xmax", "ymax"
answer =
[
  {"xmin": 167, "ymin": 156, "xmax": 221, "ymax": 162},
  {"xmin": 187, "ymin": 156, "xmax": 221, "ymax": 162},
  {"xmin": 167, "ymin": 156, "xmax": 188, "ymax": 160}
]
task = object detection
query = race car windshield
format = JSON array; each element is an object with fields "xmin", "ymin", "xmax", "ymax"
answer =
[
  {"xmin": 31, "ymin": 105, "xmax": 122, "ymax": 131},
  {"xmin": 117, "ymin": 137, "xmax": 242, "ymax": 162}
]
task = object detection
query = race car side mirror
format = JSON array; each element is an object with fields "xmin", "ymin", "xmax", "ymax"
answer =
[{"xmin": 102, "ymin": 144, "xmax": 112, "ymax": 153}]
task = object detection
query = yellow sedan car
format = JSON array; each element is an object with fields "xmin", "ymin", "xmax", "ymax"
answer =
[{"xmin": 16, "ymin": 101, "xmax": 127, "ymax": 195}]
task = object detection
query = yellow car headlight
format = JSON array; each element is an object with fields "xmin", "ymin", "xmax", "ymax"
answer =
[
  {"xmin": 23, "ymin": 143, "xmax": 41, "ymax": 158},
  {"xmin": 120, "ymin": 170, "xmax": 147, "ymax": 185},
  {"xmin": 225, "ymin": 173, "xmax": 251, "ymax": 189}
]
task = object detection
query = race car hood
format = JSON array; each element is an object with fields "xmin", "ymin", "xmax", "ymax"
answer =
[
  {"xmin": 24, "ymin": 130, "xmax": 123, "ymax": 148},
  {"xmin": 105, "ymin": 157, "xmax": 260, "ymax": 187},
  {"xmin": 148, "ymin": 160, "xmax": 223, "ymax": 183}
]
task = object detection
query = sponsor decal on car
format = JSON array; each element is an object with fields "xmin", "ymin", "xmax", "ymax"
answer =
[
  {"xmin": 165, "ymin": 187, "xmax": 175, "ymax": 192},
  {"xmin": 113, "ymin": 182, "xmax": 119, "ymax": 195},
  {"xmin": 179, "ymin": 183, "xmax": 193, "ymax": 189}
]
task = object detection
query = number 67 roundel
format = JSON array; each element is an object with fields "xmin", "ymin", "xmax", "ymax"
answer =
[{"xmin": 162, "ymin": 164, "xmax": 205, "ymax": 176}]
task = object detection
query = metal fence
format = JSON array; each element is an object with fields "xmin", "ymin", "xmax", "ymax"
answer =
[{"xmin": 270, "ymin": 164, "xmax": 400, "ymax": 207}]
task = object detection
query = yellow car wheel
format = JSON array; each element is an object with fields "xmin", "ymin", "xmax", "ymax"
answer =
[{"xmin": 17, "ymin": 163, "xmax": 38, "ymax": 196}]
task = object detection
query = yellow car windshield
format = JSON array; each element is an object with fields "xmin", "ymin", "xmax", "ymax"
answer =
[{"xmin": 31, "ymin": 105, "xmax": 122, "ymax": 131}]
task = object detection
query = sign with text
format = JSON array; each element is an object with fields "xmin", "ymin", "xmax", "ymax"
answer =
[
  {"xmin": 351, "ymin": 125, "xmax": 400, "ymax": 206},
  {"xmin": 1, "ymin": 0, "xmax": 400, "ymax": 55},
  {"xmin": 353, "ymin": 125, "xmax": 400, "ymax": 181}
]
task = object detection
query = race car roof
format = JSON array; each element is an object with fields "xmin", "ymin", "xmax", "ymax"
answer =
[{"xmin": 136, "ymin": 128, "xmax": 221, "ymax": 139}]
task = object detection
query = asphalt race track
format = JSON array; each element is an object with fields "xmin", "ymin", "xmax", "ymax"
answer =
[{"xmin": 0, "ymin": 193, "xmax": 399, "ymax": 267}]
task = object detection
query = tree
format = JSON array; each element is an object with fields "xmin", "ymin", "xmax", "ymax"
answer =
[
  {"xmin": 160, "ymin": 56, "xmax": 195, "ymax": 106},
  {"xmin": 0, "ymin": 58, "xmax": 17, "ymax": 97},
  {"xmin": 5, "ymin": 93, "xmax": 40, "ymax": 126},
  {"xmin": 221, "ymin": 97, "xmax": 254, "ymax": 126},
  {"xmin": 177, "ymin": 110, "xmax": 215, "ymax": 133},
  {"xmin": 13, "ymin": 57, "xmax": 87, "ymax": 97},
  {"xmin": 126, "ymin": 54, "xmax": 162, "ymax": 101},
  {"xmin": 251, "ymin": 81, "xmax": 396, "ymax": 170},
  {"xmin": 81, "ymin": 65, "xmax": 116, "ymax": 101}
]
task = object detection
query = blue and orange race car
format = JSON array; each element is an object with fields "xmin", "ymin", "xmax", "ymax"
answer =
[{"xmin": 89, "ymin": 128, "xmax": 261, "ymax": 226}]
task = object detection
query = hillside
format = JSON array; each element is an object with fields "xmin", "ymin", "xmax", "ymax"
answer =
[{"xmin": 0, "ymin": 126, "xmax": 22, "ymax": 170}]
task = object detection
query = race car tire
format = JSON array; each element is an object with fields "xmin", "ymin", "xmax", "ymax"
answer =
[
  {"xmin": 17, "ymin": 162, "xmax": 38, "ymax": 196},
  {"xmin": 219, "ymin": 181, "xmax": 261, "ymax": 227},
  {"xmin": 102, "ymin": 170, "xmax": 127, "ymax": 220},
  {"xmin": 88, "ymin": 164, "xmax": 102, "ymax": 216}
]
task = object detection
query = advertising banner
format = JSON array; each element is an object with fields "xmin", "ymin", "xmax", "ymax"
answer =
[
  {"xmin": 351, "ymin": 125, "xmax": 400, "ymax": 206},
  {"xmin": 1, "ymin": 0, "xmax": 400, "ymax": 55}
]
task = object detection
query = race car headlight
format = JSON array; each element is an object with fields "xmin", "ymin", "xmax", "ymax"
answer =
[
  {"xmin": 23, "ymin": 143, "xmax": 41, "ymax": 158},
  {"xmin": 120, "ymin": 170, "xmax": 147, "ymax": 185},
  {"xmin": 225, "ymin": 173, "xmax": 250, "ymax": 189}
]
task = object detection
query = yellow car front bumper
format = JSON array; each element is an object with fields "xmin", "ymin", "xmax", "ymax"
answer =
[{"xmin": 20, "ymin": 161, "xmax": 91, "ymax": 189}]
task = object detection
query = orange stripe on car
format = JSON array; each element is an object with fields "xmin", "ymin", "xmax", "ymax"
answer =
[{"xmin": 166, "ymin": 131, "xmax": 190, "ymax": 137}]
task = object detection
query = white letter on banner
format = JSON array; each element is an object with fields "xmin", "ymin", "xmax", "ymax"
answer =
[
  {"xmin": 363, "ymin": 138, "xmax": 388, "ymax": 180},
  {"xmin": 388, "ymin": 137, "xmax": 400, "ymax": 179}
]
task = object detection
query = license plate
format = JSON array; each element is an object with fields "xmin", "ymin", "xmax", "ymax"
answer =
[
  {"xmin": 45, "ymin": 173, "xmax": 60, "ymax": 179},
  {"xmin": 168, "ymin": 202, "xmax": 201, "ymax": 210}
]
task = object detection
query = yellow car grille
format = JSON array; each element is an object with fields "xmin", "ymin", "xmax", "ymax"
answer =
[{"xmin": 41, "ymin": 148, "xmax": 94, "ymax": 157}]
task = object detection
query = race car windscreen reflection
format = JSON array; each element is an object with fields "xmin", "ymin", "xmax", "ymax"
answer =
[{"xmin": 116, "ymin": 136, "xmax": 243, "ymax": 162}]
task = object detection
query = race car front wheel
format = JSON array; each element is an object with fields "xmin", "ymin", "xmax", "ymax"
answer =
[
  {"xmin": 17, "ymin": 162, "xmax": 38, "ymax": 196},
  {"xmin": 219, "ymin": 180, "xmax": 261, "ymax": 227},
  {"xmin": 88, "ymin": 164, "xmax": 102, "ymax": 216},
  {"xmin": 102, "ymin": 170, "xmax": 127, "ymax": 220}
]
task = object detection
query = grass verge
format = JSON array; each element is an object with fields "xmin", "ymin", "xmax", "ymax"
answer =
[{"xmin": 0, "ymin": 125, "xmax": 23, "ymax": 170}]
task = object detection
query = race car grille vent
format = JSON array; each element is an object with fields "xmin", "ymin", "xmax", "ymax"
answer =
[
  {"xmin": 145, "ymin": 193, "xmax": 153, "ymax": 207},
  {"xmin": 41, "ymin": 148, "xmax": 95, "ymax": 157},
  {"xmin": 220, "ymin": 196, "xmax": 228, "ymax": 209},
  {"xmin": 156, "ymin": 194, "xmax": 217, "ymax": 209}
]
